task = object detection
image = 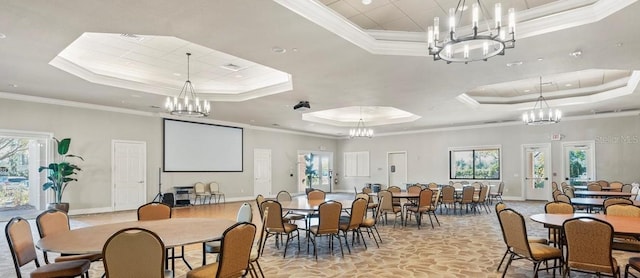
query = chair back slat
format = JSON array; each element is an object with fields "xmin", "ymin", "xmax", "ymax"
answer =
[
  {"xmin": 137, "ymin": 202, "xmax": 171, "ymax": 220},
  {"xmin": 217, "ymin": 222, "xmax": 257, "ymax": 278},
  {"xmin": 563, "ymin": 217, "xmax": 617, "ymax": 275},
  {"xmin": 6, "ymin": 217, "xmax": 38, "ymax": 269},
  {"xmin": 317, "ymin": 201, "xmax": 342, "ymax": 234},
  {"xmin": 103, "ymin": 227, "xmax": 166, "ymax": 278}
]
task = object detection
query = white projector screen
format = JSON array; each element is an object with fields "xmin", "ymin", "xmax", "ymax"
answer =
[{"xmin": 163, "ymin": 119, "xmax": 243, "ymax": 172}]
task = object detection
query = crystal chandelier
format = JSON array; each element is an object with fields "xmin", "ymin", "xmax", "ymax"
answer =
[
  {"xmin": 165, "ymin": 53, "xmax": 211, "ymax": 117},
  {"xmin": 349, "ymin": 118, "xmax": 374, "ymax": 138},
  {"xmin": 522, "ymin": 77, "xmax": 562, "ymax": 125},
  {"xmin": 426, "ymin": 0, "xmax": 516, "ymax": 64}
]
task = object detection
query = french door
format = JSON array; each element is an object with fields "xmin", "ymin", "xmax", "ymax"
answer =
[{"xmin": 522, "ymin": 144, "xmax": 551, "ymax": 200}]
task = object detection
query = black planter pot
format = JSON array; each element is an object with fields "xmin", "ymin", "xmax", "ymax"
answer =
[
  {"xmin": 305, "ymin": 187, "xmax": 314, "ymax": 195},
  {"xmin": 47, "ymin": 202, "xmax": 69, "ymax": 213}
]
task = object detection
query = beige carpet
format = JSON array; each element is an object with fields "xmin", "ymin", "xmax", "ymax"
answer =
[{"xmin": 1, "ymin": 200, "xmax": 636, "ymax": 277}]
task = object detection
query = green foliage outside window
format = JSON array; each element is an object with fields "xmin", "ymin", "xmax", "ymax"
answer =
[{"xmin": 450, "ymin": 148, "xmax": 500, "ymax": 180}]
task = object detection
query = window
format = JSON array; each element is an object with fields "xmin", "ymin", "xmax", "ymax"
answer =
[
  {"xmin": 449, "ymin": 146, "xmax": 500, "ymax": 180},
  {"xmin": 344, "ymin": 151, "xmax": 369, "ymax": 177}
]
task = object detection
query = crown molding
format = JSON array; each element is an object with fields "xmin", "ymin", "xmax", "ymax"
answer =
[{"xmin": 275, "ymin": 0, "xmax": 637, "ymax": 56}]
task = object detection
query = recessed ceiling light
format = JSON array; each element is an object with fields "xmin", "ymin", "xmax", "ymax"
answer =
[
  {"xmin": 569, "ymin": 50, "xmax": 582, "ymax": 57},
  {"xmin": 0, "ymin": 33, "xmax": 6, "ymax": 39},
  {"xmin": 565, "ymin": 84, "xmax": 572, "ymax": 87},
  {"xmin": 537, "ymin": 58, "xmax": 544, "ymax": 61},
  {"xmin": 235, "ymin": 74, "xmax": 243, "ymax": 78},
  {"xmin": 616, "ymin": 42, "xmax": 623, "ymax": 47},
  {"xmin": 271, "ymin": 47, "xmax": 286, "ymax": 54},
  {"xmin": 524, "ymin": 89, "xmax": 531, "ymax": 93},
  {"xmin": 172, "ymin": 72, "xmax": 181, "ymax": 76},
  {"xmin": 8, "ymin": 84, "xmax": 18, "ymax": 88},
  {"xmin": 362, "ymin": 0, "xmax": 372, "ymax": 5}
]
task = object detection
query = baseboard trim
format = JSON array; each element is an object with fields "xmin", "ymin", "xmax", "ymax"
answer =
[{"xmin": 68, "ymin": 206, "xmax": 113, "ymax": 216}]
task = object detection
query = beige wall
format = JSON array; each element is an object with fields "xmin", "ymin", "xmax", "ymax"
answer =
[
  {"xmin": 336, "ymin": 115, "xmax": 640, "ymax": 199},
  {"xmin": 2, "ymin": 97, "xmax": 638, "ymax": 210},
  {"xmin": 0, "ymin": 99, "xmax": 336, "ymax": 212}
]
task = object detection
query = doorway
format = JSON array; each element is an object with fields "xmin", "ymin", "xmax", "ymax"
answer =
[
  {"xmin": 112, "ymin": 140, "xmax": 147, "ymax": 211},
  {"xmin": 562, "ymin": 141, "xmax": 596, "ymax": 186},
  {"xmin": 297, "ymin": 151, "xmax": 333, "ymax": 193},
  {"xmin": 387, "ymin": 151, "xmax": 407, "ymax": 189},
  {"xmin": 522, "ymin": 143, "xmax": 551, "ymax": 200},
  {"xmin": 0, "ymin": 131, "xmax": 48, "ymax": 221},
  {"xmin": 253, "ymin": 149, "xmax": 272, "ymax": 197}
]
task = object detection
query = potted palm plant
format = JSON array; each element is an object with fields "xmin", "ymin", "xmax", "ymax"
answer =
[
  {"xmin": 38, "ymin": 138, "xmax": 83, "ymax": 212},
  {"xmin": 304, "ymin": 153, "xmax": 318, "ymax": 194}
]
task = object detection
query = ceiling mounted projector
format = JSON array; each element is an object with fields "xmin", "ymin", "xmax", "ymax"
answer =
[{"xmin": 293, "ymin": 101, "xmax": 310, "ymax": 111}]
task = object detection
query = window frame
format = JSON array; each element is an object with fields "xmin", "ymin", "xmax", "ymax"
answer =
[{"xmin": 449, "ymin": 145, "xmax": 501, "ymax": 180}]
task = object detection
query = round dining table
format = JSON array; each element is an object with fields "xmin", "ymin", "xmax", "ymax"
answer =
[
  {"xmin": 37, "ymin": 218, "xmax": 236, "ymax": 255},
  {"xmin": 279, "ymin": 198, "xmax": 354, "ymax": 211},
  {"xmin": 572, "ymin": 191, "xmax": 632, "ymax": 198},
  {"xmin": 570, "ymin": 197, "xmax": 640, "ymax": 208},
  {"xmin": 530, "ymin": 213, "xmax": 640, "ymax": 236},
  {"xmin": 572, "ymin": 185, "xmax": 616, "ymax": 191}
]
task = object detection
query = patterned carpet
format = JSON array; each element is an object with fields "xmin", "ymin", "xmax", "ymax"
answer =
[{"xmin": 1, "ymin": 200, "xmax": 636, "ymax": 277}]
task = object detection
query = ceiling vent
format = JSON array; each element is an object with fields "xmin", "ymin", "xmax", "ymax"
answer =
[{"xmin": 293, "ymin": 101, "xmax": 310, "ymax": 111}]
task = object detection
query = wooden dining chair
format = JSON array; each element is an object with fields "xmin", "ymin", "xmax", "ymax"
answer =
[
  {"xmin": 603, "ymin": 197, "xmax": 634, "ymax": 211},
  {"xmin": 187, "ymin": 222, "xmax": 256, "ymax": 278},
  {"xmin": 360, "ymin": 197, "xmax": 383, "ymax": 248},
  {"xmin": 255, "ymin": 194, "xmax": 266, "ymax": 218},
  {"xmin": 494, "ymin": 203, "xmax": 548, "ymax": 273},
  {"xmin": 307, "ymin": 189, "xmax": 326, "ymax": 200},
  {"xmin": 606, "ymin": 204, "xmax": 640, "ymax": 253},
  {"xmin": 250, "ymin": 207, "xmax": 269, "ymax": 278},
  {"xmin": 405, "ymin": 188, "xmax": 438, "ymax": 229},
  {"xmin": 339, "ymin": 197, "xmax": 368, "ymax": 253},
  {"xmin": 35, "ymin": 209, "xmax": 103, "ymax": 264},
  {"xmin": 544, "ymin": 201, "xmax": 574, "ymax": 248},
  {"xmin": 497, "ymin": 209, "xmax": 563, "ymax": 277},
  {"xmin": 103, "ymin": 227, "xmax": 172, "ymax": 278},
  {"xmin": 377, "ymin": 190, "xmax": 403, "ymax": 227},
  {"xmin": 276, "ymin": 190, "xmax": 306, "ymax": 223},
  {"xmin": 260, "ymin": 200, "xmax": 300, "ymax": 258},
  {"xmin": 387, "ymin": 186, "xmax": 402, "ymax": 206},
  {"xmin": 609, "ymin": 181, "xmax": 624, "ymax": 192},
  {"xmin": 587, "ymin": 182, "xmax": 603, "ymax": 191},
  {"xmin": 563, "ymin": 217, "xmax": 620, "ymax": 277},
  {"xmin": 6, "ymin": 217, "xmax": 91, "ymax": 278},
  {"xmin": 209, "ymin": 182, "xmax": 225, "ymax": 204},
  {"xmin": 627, "ymin": 257, "xmax": 640, "ymax": 278},
  {"xmin": 137, "ymin": 202, "xmax": 184, "ymax": 271},
  {"xmin": 489, "ymin": 181, "xmax": 505, "ymax": 204},
  {"xmin": 194, "ymin": 182, "xmax": 211, "ymax": 204},
  {"xmin": 203, "ymin": 202, "xmax": 253, "ymax": 265},
  {"xmin": 458, "ymin": 186, "xmax": 475, "ymax": 214},
  {"xmin": 308, "ymin": 200, "xmax": 344, "ymax": 260}
]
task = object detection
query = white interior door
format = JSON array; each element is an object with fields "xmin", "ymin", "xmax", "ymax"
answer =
[
  {"xmin": 522, "ymin": 144, "xmax": 551, "ymax": 200},
  {"xmin": 254, "ymin": 149, "xmax": 272, "ymax": 197},
  {"xmin": 112, "ymin": 140, "xmax": 146, "ymax": 211},
  {"xmin": 562, "ymin": 141, "xmax": 596, "ymax": 186},
  {"xmin": 387, "ymin": 152, "xmax": 407, "ymax": 188}
]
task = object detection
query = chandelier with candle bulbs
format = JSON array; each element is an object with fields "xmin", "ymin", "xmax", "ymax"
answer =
[
  {"xmin": 349, "ymin": 118, "xmax": 374, "ymax": 138},
  {"xmin": 165, "ymin": 53, "xmax": 211, "ymax": 117},
  {"xmin": 522, "ymin": 77, "xmax": 562, "ymax": 125},
  {"xmin": 426, "ymin": 0, "xmax": 516, "ymax": 64}
]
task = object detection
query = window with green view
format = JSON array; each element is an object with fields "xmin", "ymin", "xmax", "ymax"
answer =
[{"xmin": 450, "ymin": 147, "xmax": 500, "ymax": 180}]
